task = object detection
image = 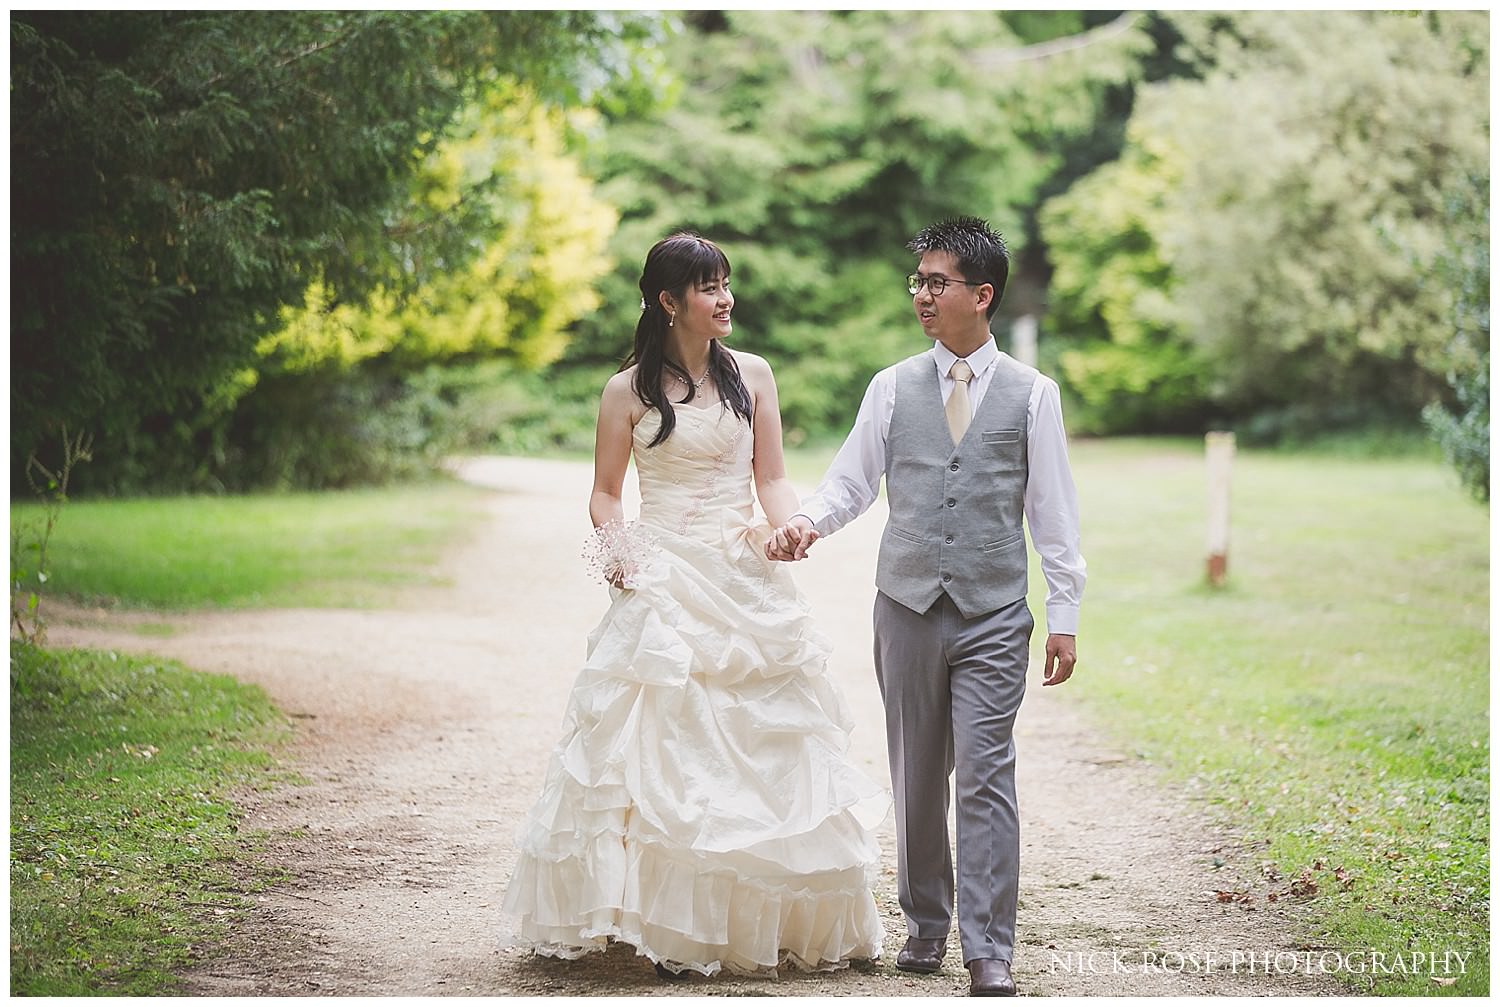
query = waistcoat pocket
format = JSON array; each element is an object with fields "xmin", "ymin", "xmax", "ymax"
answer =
[
  {"xmin": 887, "ymin": 524, "xmax": 926, "ymax": 545},
  {"xmin": 981, "ymin": 532, "xmax": 1025, "ymax": 553}
]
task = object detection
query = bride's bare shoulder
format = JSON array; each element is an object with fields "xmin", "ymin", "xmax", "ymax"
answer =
[
  {"xmin": 604, "ymin": 367, "xmax": 635, "ymax": 393},
  {"xmin": 602, "ymin": 367, "xmax": 649, "ymax": 423}
]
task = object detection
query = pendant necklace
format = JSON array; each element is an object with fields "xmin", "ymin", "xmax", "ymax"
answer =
[{"xmin": 678, "ymin": 368, "xmax": 711, "ymax": 393}]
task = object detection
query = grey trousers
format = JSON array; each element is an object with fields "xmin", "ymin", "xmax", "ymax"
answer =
[{"xmin": 873, "ymin": 590, "xmax": 1032, "ymax": 965}]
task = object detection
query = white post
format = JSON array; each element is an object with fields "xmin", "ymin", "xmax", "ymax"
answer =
[
  {"xmin": 1011, "ymin": 314, "xmax": 1038, "ymax": 368},
  {"xmin": 1205, "ymin": 431, "xmax": 1235, "ymax": 586}
]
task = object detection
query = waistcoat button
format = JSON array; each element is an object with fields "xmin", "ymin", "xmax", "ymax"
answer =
[
  {"xmin": 949, "ymin": 462, "xmax": 960, "ymax": 472},
  {"xmin": 946, "ymin": 498, "xmax": 956, "ymax": 508},
  {"xmin": 945, "ymin": 535, "xmax": 954, "ymax": 544},
  {"xmin": 942, "ymin": 573, "xmax": 952, "ymax": 583}
]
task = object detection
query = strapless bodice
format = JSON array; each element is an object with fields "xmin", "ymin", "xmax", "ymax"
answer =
[{"xmin": 632, "ymin": 405, "xmax": 756, "ymax": 540}]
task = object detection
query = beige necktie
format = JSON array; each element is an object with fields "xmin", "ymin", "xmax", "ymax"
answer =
[{"xmin": 946, "ymin": 359, "xmax": 974, "ymax": 444}]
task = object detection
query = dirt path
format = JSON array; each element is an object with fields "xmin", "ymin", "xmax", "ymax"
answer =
[{"xmin": 48, "ymin": 455, "xmax": 1345, "ymax": 996}]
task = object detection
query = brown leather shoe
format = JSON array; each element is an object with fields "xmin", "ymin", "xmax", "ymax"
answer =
[
  {"xmin": 895, "ymin": 936, "xmax": 947, "ymax": 973},
  {"xmin": 967, "ymin": 958, "xmax": 1016, "ymax": 996}
]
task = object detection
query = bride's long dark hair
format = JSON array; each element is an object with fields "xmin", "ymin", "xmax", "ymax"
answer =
[{"xmin": 623, "ymin": 232, "xmax": 754, "ymax": 448}]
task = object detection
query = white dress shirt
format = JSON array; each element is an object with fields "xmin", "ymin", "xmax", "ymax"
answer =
[{"xmin": 796, "ymin": 337, "xmax": 1087, "ymax": 635}]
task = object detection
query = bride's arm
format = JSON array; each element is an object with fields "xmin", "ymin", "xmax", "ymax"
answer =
[
  {"xmin": 740, "ymin": 352, "xmax": 801, "ymax": 528},
  {"xmin": 590, "ymin": 372, "xmax": 637, "ymax": 528}
]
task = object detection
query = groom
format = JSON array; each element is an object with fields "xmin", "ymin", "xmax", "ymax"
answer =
[{"xmin": 769, "ymin": 217, "xmax": 1085, "ymax": 996}]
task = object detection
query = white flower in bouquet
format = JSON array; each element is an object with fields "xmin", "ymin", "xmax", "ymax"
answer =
[{"xmin": 581, "ymin": 519, "xmax": 660, "ymax": 588}]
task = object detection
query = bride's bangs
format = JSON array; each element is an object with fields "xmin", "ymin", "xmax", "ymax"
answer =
[{"xmin": 680, "ymin": 239, "xmax": 730, "ymax": 290}]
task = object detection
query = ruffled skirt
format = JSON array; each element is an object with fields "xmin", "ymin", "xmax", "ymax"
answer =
[{"xmin": 501, "ymin": 520, "xmax": 888, "ymax": 976}]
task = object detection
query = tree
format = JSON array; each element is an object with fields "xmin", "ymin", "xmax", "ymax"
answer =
[
  {"xmin": 1040, "ymin": 135, "xmax": 1213, "ymax": 434},
  {"xmin": 176, "ymin": 81, "xmax": 624, "ymax": 492},
  {"xmin": 1422, "ymin": 173, "xmax": 1489, "ymax": 501},
  {"xmin": 10, "ymin": 10, "xmax": 655, "ymax": 477},
  {"xmin": 262, "ymin": 80, "xmax": 618, "ymax": 374},
  {"xmin": 1043, "ymin": 11, "xmax": 1489, "ymax": 435},
  {"xmin": 556, "ymin": 10, "xmax": 1155, "ymax": 440}
]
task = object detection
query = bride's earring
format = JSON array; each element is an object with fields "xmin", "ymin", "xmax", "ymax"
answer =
[{"xmin": 668, "ymin": 313, "xmax": 675, "ymax": 328}]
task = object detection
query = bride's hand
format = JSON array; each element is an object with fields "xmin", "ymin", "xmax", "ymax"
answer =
[
  {"xmin": 765, "ymin": 527, "xmax": 791, "ymax": 562},
  {"xmin": 765, "ymin": 530, "xmax": 784, "ymax": 562}
]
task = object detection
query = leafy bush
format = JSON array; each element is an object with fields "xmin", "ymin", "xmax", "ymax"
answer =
[
  {"xmin": 10, "ymin": 11, "xmax": 644, "ymax": 476},
  {"xmin": 1424, "ymin": 355, "xmax": 1490, "ymax": 502},
  {"xmin": 1040, "ymin": 11, "xmax": 1488, "ymax": 434}
]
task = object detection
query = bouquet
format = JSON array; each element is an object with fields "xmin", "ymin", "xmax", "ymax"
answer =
[{"xmin": 581, "ymin": 519, "xmax": 660, "ymax": 588}]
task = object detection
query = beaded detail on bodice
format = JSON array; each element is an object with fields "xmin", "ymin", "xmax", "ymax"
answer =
[{"xmin": 632, "ymin": 406, "xmax": 753, "ymax": 539}]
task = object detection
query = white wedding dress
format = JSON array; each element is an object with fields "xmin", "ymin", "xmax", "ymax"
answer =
[{"xmin": 502, "ymin": 404, "xmax": 888, "ymax": 976}]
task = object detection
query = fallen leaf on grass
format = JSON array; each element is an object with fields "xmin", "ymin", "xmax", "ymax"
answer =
[
  {"xmin": 1288, "ymin": 878, "xmax": 1318, "ymax": 898},
  {"xmin": 1432, "ymin": 977, "xmax": 1457, "ymax": 987}
]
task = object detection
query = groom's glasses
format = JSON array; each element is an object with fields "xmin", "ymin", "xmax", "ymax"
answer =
[{"xmin": 908, "ymin": 272, "xmax": 984, "ymax": 296}]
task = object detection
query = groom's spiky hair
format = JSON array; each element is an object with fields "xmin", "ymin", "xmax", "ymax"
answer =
[{"xmin": 907, "ymin": 217, "xmax": 1009, "ymax": 317}]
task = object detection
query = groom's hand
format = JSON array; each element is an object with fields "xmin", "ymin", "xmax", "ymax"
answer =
[
  {"xmin": 785, "ymin": 516, "xmax": 818, "ymax": 560},
  {"xmin": 1042, "ymin": 634, "xmax": 1077, "ymax": 686},
  {"xmin": 766, "ymin": 517, "xmax": 818, "ymax": 562}
]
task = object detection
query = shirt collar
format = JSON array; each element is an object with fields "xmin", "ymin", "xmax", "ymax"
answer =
[{"xmin": 932, "ymin": 335, "xmax": 1000, "ymax": 379}]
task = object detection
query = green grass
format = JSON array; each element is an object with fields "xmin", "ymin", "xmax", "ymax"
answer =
[
  {"xmin": 11, "ymin": 479, "xmax": 488, "ymax": 609},
  {"xmin": 1050, "ymin": 438, "xmax": 1489, "ymax": 996},
  {"xmin": 9, "ymin": 642, "xmax": 291, "ymax": 994}
]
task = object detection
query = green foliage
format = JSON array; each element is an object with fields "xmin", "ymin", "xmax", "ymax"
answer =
[
  {"xmin": 557, "ymin": 11, "xmax": 1156, "ymax": 441},
  {"xmin": 415, "ymin": 361, "xmax": 615, "ymax": 457},
  {"xmin": 1043, "ymin": 10, "xmax": 1489, "ymax": 435},
  {"xmin": 19, "ymin": 11, "xmax": 1486, "ymax": 480},
  {"xmin": 10, "ymin": 10, "xmax": 654, "ymax": 485},
  {"xmin": 10, "ymin": 643, "xmax": 288, "ymax": 994},
  {"xmin": 1424, "ymin": 356, "xmax": 1490, "ymax": 502},
  {"xmin": 163, "ymin": 78, "xmax": 626, "ymax": 491},
  {"xmin": 10, "ymin": 481, "xmax": 486, "ymax": 609},
  {"xmin": 262, "ymin": 81, "xmax": 618, "ymax": 373},
  {"xmin": 204, "ymin": 365, "xmax": 475, "ymax": 492},
  {"xmin": 1421, "ymin": 173, "xmax": 1490, "ymax": 502},
  {"xmin": 1059, "ymin": 438, "xmax": 1489, "ymax": 994},
  {"xmin": 1041, "ymin": 143, "xmax": 1212, "ymax": 433}
]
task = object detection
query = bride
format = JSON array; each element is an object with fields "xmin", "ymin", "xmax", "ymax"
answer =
[{"xmin": 501, "ymin": 232, "xmax": 888, "ymax": 979}]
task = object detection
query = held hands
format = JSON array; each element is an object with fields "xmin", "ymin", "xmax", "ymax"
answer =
[
  {"xmin": 766, "ymin": 516, "xmax": 818, "ymax": 562},
  {"xmin": 1042, "ymin": 633, "xmax": 1077, "ymax": 686}
]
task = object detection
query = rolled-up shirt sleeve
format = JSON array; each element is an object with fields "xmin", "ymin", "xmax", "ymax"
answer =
[
  {"xmin": 795, "ymin": 373, "xmax": 891, "ymax": 537},
  {"xmin": 1025, "ymin": 375, "xmax": 1087, "ymax": 635}
]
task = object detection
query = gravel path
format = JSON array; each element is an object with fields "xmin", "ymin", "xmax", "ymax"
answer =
[{"xmin": 48, "ymin": 455, "xmax": 1346, "ymax": 996}]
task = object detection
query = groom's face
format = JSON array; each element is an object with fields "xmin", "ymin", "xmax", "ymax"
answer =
[{"xmin": 912, "ymin": 251, "xmax": 982, "ymax": 345}]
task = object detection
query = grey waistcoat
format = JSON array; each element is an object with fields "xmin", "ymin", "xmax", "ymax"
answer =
[{"xmin": 875, "ymin": 352, "xmax": 1036, "ymax": 619}]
